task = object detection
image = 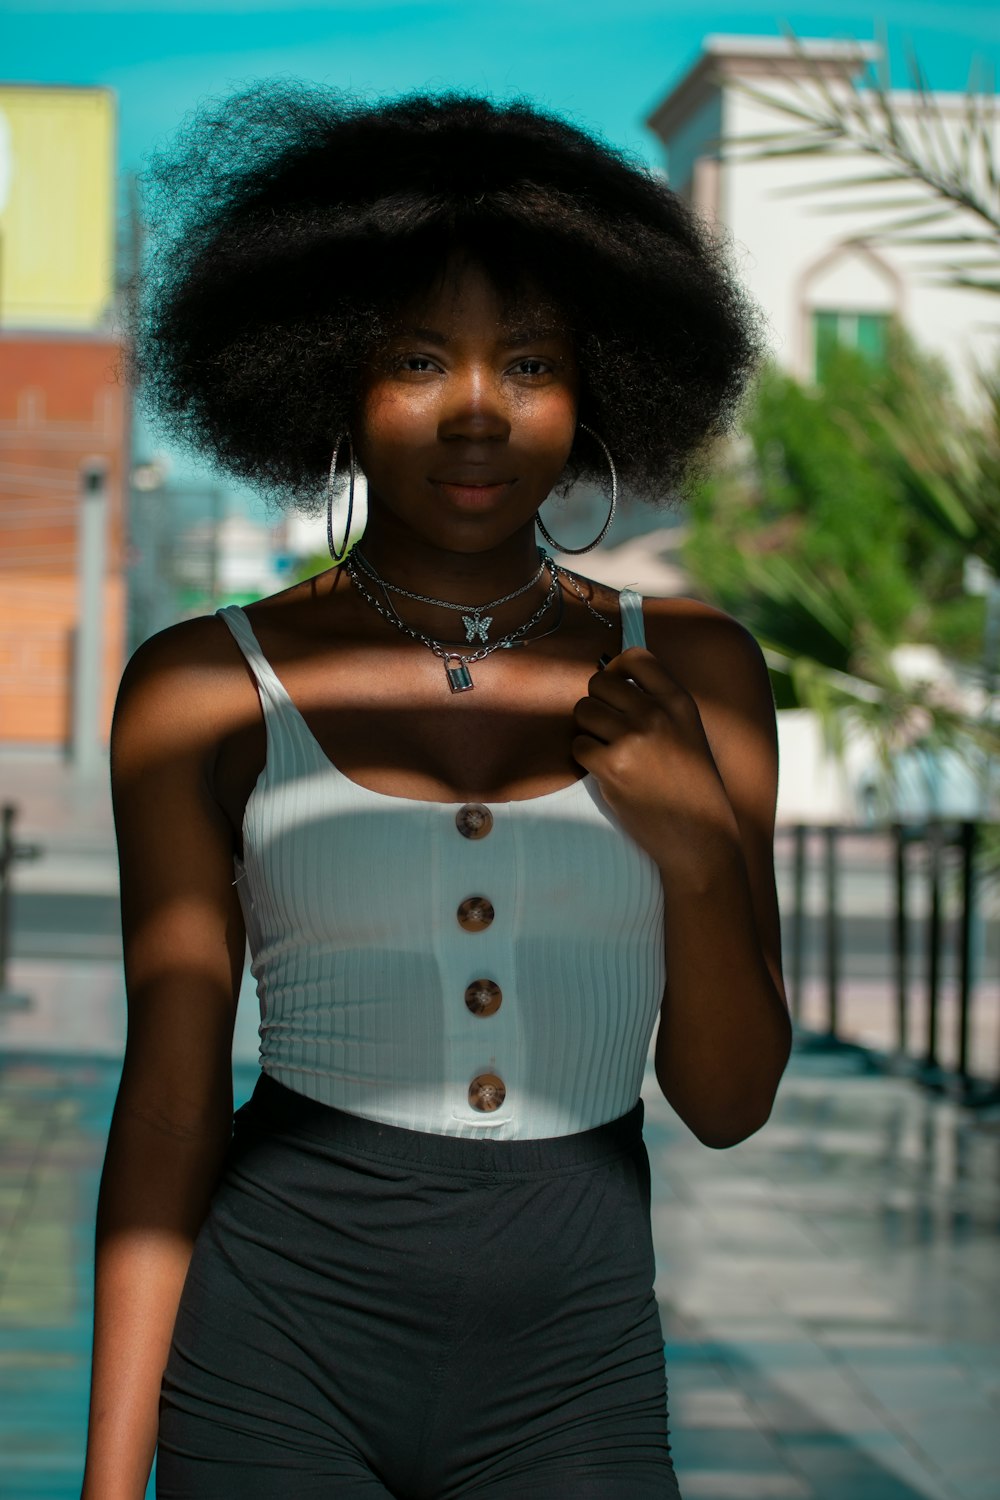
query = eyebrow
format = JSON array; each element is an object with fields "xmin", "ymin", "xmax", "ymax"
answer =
[
  {"xmin": 395, "ymin": 324, "xmax": 566, "ymax": 348},
  {"xmin": 397, "ymin": 326, "xmax": 447, "ymax": 344},
  {"xmin": 502, "ymin": 324, "xmax": 565, "ymax": 347}
]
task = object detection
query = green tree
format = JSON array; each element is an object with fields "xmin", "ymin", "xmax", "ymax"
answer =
[
  {"xmin": 684, "ymin": 329, "xmax": 994, "ymax": 766},
  {"xmin": 694, "ymin": 30, "xmax": 1000, "ymax": 807}
]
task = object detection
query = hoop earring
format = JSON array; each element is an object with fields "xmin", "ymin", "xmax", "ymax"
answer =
[
  {"xmin": 535, "ymin": 423, "xmax": 617, "ymax": 555},
  {"xmin": 326, "ymin": 430, "xmax": 356, "ymax": 563}
]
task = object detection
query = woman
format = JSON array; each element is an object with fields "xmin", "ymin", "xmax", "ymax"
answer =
[{"xmin": 83, "ymin": 87, "xmax": 791, "ymax": 1500}]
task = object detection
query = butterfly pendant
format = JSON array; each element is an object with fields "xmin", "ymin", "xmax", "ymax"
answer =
[{"xmin": 463, "ymin": 614, "xmax": 492, "ymax": 643}]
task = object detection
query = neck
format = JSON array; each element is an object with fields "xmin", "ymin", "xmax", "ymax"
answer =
[
  {"xmin": 356, "ymin": 515, "xmax": 546, "ymax": 609},
  {"xmin": 347, "ymin": 509, "xmax": 560, "ymax": 647}
]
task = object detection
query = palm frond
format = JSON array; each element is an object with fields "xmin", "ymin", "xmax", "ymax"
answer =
[
  {"xmin": 977, "ymin": 84, "xmax": 999, "ymax": 198},
  {"xmin": 767, "ymin": 176, "xmax": 933, "ymax": 198},
  {"xmin": 882, "ymin": 235, "xmax": 999, "ymax": 247},
  {"xmin": 720, "ymin": 28, "xmax": 1000, "ymax": 293},
  {"xmin": 949, "ymin": 275, "xmax": 1000, "ymax": 294},
  {"xmin": 728, "ymin": 139, "xmax": 846, "ymax": 161},
  {"xmin": 907, "ymin": 42, "xmax": 961, "ymax": 182},
  {"xmin": 807, "ymin": 208, "xmax": 956, "ymax": 233},
  {"xmin": 724, "ymin": 82, "xmax": 841, "ymax": 129}
]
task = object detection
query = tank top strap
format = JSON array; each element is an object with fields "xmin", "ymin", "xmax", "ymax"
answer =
[
  {"xmin": 216, "ymin": 604, "xmax": 294, "ymax": 718},
  {"xmin": 618, "ymin": 589, "xmax": 646, "ymax": 651}
]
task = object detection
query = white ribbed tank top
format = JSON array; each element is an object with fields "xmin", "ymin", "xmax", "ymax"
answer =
[{"xmin": 219, "ymin": 590, "xmax": 665, "ymax": 1139}]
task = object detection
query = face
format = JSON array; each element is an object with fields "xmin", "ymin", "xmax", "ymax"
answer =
[{"xmin": 354, "ymin": 257, "xmax": 579, "ymax": 554}]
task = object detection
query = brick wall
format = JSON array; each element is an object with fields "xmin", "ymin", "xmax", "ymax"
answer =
[{"xmin": 0, "ymin": 336, "xmax": 129, "ymax": 746}]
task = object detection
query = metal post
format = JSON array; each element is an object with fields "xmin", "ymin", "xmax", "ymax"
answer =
[
  {"xmin": 924, "ymin": 823, "xmax": 943, "ymax": 1072},
  {"xmin": 0, "ymin": 803, "xmax": 40, "ymax": 1012},
  {"xmin": 980, "ymin": 580, "xmax": 1000, "ymax": 818},
  {"xmin": 893, "ymin": 824, "xmax": 908, "ymax": 1056},
  {"xmin": 956, "ymin": 821, "xmax": 977, "ymax": 1083},
  {"xmin": 0, "ymin": 804, "xmax": 16, "ymax": 991},
  {"xmin": 208, "ymin": 485, "xmax": 222, "ymax": 605},
  {"xmin": 789, "ymin": 824, "xmax": 806, "ymax": 1022},
  {"xmin": 823, "ymin": 825, "xmax": 839, "ymax": 1037},
  {"xmin": 72, "ymin": 458, "xmax": 109, "ymax": 775}
]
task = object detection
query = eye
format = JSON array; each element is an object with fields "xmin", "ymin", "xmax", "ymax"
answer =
[
  {"xmin": 509, "ymin": 357, "xmax": 552, "ymax": 378},
  {"xmin": 394, "ymin": 354, "xmax": 441, "ymax": 374}
]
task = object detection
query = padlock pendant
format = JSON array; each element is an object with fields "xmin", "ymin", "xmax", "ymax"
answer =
[{"xmin": 444, "ymin": 656, "xmax": 474, "ymax": 693}]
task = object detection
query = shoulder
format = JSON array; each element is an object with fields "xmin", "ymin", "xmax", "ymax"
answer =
[
  {"xmin": 116, "ymin": 612, "xmax": 246, "ymax": 709},
  {"xmin": 640, "ymin": 593, "xmax": 769, "ymax": 674},
  {"xmin": 639, "ymin": 593, "xmax": 776, "ymax": 745},
  {"xmin": 112, "ymin": 612, "xmax": 252, "ymax": 767}
]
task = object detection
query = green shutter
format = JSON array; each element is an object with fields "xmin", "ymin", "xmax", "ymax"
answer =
[
  {"xmin": 813, "ymin": 310, "xmax": 840, "ymax": 383},
  {"xmin": 856, "ymin": 313, "xmax": 888, "ymax": 360},
  {"xmin": 813, "ymin": 310, "xmax": 889, "ymax": 382}
]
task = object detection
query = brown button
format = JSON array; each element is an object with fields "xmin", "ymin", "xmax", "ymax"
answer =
[
  {"xmin": 464, "ymin": 979, "xmax": 502, "ymax": 1017},
  {"xmin": 455, "ymin": 804, "xmax": 493, "ymax": 840},
  {"xmin": 468, "ymin": 1073, "xmax": 506, "ymax": 1112},
  {"xmin": 456, "ymin": 896, "xmax": 495, "ymax": 932}
]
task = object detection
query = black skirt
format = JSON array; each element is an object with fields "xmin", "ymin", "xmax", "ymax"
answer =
[{"xmin": 157, "ymin": 1073, "xmax": 682, "ymax": 1499}]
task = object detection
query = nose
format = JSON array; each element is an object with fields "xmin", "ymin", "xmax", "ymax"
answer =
[{"xmin": 436, "ymin": 364, "xmax": 510, "ymax": 444}]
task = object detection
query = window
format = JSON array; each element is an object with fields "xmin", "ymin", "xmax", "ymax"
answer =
[{"xmin": 813, "ymin": 310, "xmax": 889, "ymax": 382}]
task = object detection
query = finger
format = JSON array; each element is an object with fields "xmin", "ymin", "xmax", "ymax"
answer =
[
  {"xmin": 573, "ymin": 696, "xmax": 626, "ymax": 744},
  {"xmin": 586, "ymin": 668, "xmax": 639, "ymax": 712},
  {"xmin": 600, "ymin": 646, "xmax": 679, "ymax": 698},
  {"xmin": 571, "ymin": 731, "xmax": 606, "ymax": 771}
]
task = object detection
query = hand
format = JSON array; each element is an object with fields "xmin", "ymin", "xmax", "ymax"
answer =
[{"xmin": 571, "ymin": 647, "xmax": 742, "ymax": 883}]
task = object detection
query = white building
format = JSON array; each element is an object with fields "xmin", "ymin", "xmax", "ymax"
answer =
[
  {"xmin": 640, "ymin": 39, "xmax": 999, "ymax": 823},
  {"xmin": 645, "ymin": 36, "xmax": 999, "ymax": 398}
]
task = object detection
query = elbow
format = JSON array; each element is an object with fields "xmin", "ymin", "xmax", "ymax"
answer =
[
  {"xmin": 655, "ymin": 1083, "xmax": 777, "ymax": 1149},
  {"xmin": 690, "ymin": 1058, "xmax": 787, "ymax": 1148},
  {"xmin": 657, "ymin": 1067, "xmax": 787, "ymax": 1152},
  {"xmin": 656, "ymin": 1013, "xmax": 792, "ymax": 1150},
  {"xmin": 660, "ymin": 1075, "xmax": 782, "ymax": 1150},
  {"xmin": 692, "ymin": 1105, "xmax": 773, "ymax": 1150}
]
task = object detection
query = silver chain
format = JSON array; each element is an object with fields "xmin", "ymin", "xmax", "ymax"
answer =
[
  {"xmin": 345, "ymin": 552, "xmax": 562, "ymax": 666},
  {"xmin": 352, "ymin": 542, "xmax": 614, "ymax": 636},
  {"xmin": 344, "ymin": 549, "xmax": 615, "ymax": 693},
  {"xmin": 551, "ymin": 563, "xmax": 616, "ymax": 630},
  {"xmin": 351, "ymin": 545, "xmax": 548, "ymax": 619}
]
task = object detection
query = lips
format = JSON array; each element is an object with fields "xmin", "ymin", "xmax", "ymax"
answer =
[
  {"xmin": 429, "ymin": 477, "xmax": 516, "ymax": 510},
  {"xmin": 430, "ymin": 473, "xmax": 515, "ymax": 486}
]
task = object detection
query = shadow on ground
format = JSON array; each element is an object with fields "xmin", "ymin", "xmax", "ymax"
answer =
[{"xmin": 1, "ymin": 1043, "xmax": 998, "ymax": 1499}]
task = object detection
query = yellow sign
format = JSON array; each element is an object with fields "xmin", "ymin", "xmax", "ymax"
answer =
[{"xmin": 0, "ymin": 85, "xmax": 115, "ymax": 329}]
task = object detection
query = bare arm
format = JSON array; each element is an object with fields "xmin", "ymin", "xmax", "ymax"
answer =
[
  {"xmin": 573, "ymin": 603, "xmax": 791, "ymax": 1149},
  {"xmin": 82, "ymin": 624, "xmax": 247, "ymax": 1500},
  {"xmin": 650, "ymin": 618, "xmax": 789, "ymax": 1147}
]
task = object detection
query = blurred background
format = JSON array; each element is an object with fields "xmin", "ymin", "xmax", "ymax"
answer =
[{"xmin": 1, "ymin": 3, "xmax": 999, "ymax": 1498}]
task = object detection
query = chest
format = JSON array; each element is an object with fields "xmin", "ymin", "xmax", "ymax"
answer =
[
  {"xmin": 217, "ymin": 638, "xmax": 603, "ymax": 839},
  {"xmin": 237, "ymin": 756, "xmax": 664, "ymax": 953}
]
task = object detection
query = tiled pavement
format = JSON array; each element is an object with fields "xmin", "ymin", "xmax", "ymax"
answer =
[
  {"xmin": 2, "ymin": 1043, "xmax": 998, "ymax": 1500},
  {"xmin": 647, "ymin": 1057, "xmax": 1000, "ymax": 1500}
]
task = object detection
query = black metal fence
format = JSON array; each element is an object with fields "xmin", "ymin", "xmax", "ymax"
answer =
[
  {"xmin": 0, "ymin": 803, "xmax": 41, "ymax": 1012},
  {"xmin": 779, "ymin": 821, "xmax": 999, "ymax": 1108},
  {"xmin": 3, "ymin": 798, "xmax": 997, "ymax": 1107}
]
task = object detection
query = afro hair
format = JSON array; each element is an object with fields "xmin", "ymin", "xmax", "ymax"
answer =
[{"xmin": 131, "ymin": 83, "xmax": 764, "ymax": 510}]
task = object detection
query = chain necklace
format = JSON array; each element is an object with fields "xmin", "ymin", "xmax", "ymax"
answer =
[
  {"xmin": 351, "ymin": 545, "xmax": 548, "ymax": 645},
  {"xmin": 346, "ymin": 551, "xmax": 562, "ymax": 692},
  {"xmin": 551, "ymin": 564, "xmax": 616, "ymax": 632},
  {"xmin": 376, "ymin": 565, "xmax": 568, "ymax": 653}
]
